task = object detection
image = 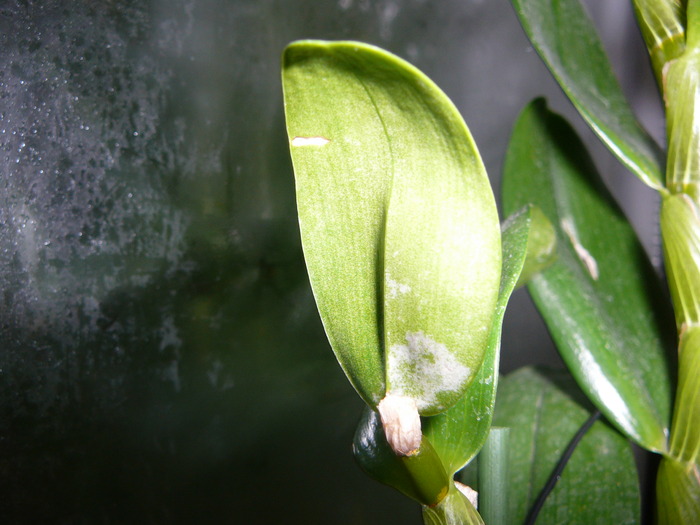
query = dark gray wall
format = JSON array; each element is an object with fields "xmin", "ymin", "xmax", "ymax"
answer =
[{"xmin": 0, "ymin": 1, "xmax": 662, "ymax": 523}]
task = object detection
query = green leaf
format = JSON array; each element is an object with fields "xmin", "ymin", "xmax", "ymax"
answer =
[
  {"xmin": 510, "ymin": 0, "xmax": 665, "ymax": 189},
  {"xmin": 656, "ymin": 456, "xmax": 700, "ymax": 524},
  {"xmin": 282, "ymin": 40, "xmax": 501, "ymax": 413},
  {"xmin": 632, "ymin": 0, "xmax": 686, "ymax": 82},
  {"xmin": 669, "ymin": 326, "xmax": 700, "ymax": 466},
  {"xmin": 688, "ymin": 0, "xmax": 700, "ymax": 51},
  {"xmin": 352, "ymin": 407, "xmax": 450, "ymax": 506},
  {"xmin": 660, "ymin": 194, "xmax": 700, "ymax": 328},
  {"xmin": 664, "ymin": 51, "xmax": 700, "ymax": 201},
  {"xmin": 513, "ymin": 205, "xmax": 557, "ymax": 289},
  {"xmin": 492, "ymin": 367, "xmax": 641, "ymax": 525},
  {"xmin": 422, "ymin": 483, "xmax": 484, "ymax": 525},
  {"xmin": 502, "ymin": 99, "xmax": 675, "ymax": 452},
  {"xmin": 423, "ymin": 206, "xmax": 553, "ymax": 474}
]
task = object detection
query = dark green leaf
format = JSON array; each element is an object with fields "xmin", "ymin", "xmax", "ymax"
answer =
[
  {"xmin": 510, "ymin": 0, "xmax": 665, "ymax": 189},
  {"xmin": 502, "ymin": 99, "xmax": 675, "ymax": 452},
  {"xmin": 492, "ymin": 367, "xmax": 641, "ymax": 525},
  {"xmin": 352, "ymin": 407, "xmax": 450, "ymax": 506}
]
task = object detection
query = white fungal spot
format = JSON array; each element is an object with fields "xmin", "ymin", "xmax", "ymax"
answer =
[
  {"xmin": 561, "ymin": 218, "xmax": 599, "ymax": 280},
  {"xmin": 377, "ymin": 393, "xmax": 422, "ymax": 457},
  {"xmin": 387, "ymin": 331, "xmax": 470, "ymax": 412},
  {"xmin": 385, "ymin": 272, "xmax": 411, "ymax": 299},
  {"xmin": 291, "ymin": 136, "xmax": 330, "ymax": 147}
]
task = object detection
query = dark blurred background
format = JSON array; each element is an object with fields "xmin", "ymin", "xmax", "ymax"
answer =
[{"xmin": 0, "ymin": 1, "xmax": 663, "ymax": 523}]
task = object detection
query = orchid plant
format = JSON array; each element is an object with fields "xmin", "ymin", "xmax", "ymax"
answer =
[{"xmin": 282, "ymin": 0, "xmax": 699, "ymax": 523}]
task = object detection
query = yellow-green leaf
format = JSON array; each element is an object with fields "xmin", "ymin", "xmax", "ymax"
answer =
[{"xmin": 282, "ymin": 40, "xmax": 501, "ymax": 413}]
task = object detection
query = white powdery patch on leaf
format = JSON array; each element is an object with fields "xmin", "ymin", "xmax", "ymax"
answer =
[
  {"xmin": 385, "ymin": 271, "xmax": 412, "ymax": 299},
  {"xmin": 387, "ymin": 331, "xmax": 470, "ymax": 412}
]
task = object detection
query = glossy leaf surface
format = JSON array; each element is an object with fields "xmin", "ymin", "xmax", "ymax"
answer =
[
  {"xmin": 502, "ymin": 100, "xmax": 675, "ymax": 452},
  {"xmin": 423, "ymin": 205, "xmax": 554, "ymax": 474},
  {"xmin": 493, "ymin": 367, "xmax": 640, "ymax": 525},
  {"xmin": 510, "ymin": 0, "xmax": 665, "ymax": 189},
  {"xmin": 352, "ymin": 407, "xmax": 450, "ymax": 506},
  {"xmin": 283, "ymin": 40, "xmax": 501, "ymax": 412}
]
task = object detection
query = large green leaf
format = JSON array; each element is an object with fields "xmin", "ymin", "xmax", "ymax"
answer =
[
  {"xmin": 510, "ymin": 0, "xmax": 665, "ymax": 189},
  {"xmin": 282, "ymin": 40, "xmax": 501, "ymax": 413},
  {"xmin": 492, "ymin": 367, "xmax": 641, "ymax": 525},
  {"xmin": 502, "ymin": 99, "xmax": 675, "ymax": 452},
  {"xmin": 423, "ymin": 205, "xmax": 556, "ymax": 475}
]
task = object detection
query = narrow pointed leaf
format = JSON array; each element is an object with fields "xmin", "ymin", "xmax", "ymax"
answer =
[
  {"xmin": 423, "ymin": 205, "xmax": 555, "ymax": 474},
  {"xmin": 492, "ymin": 367, "xmax": 641, "ymax": 525},
  {"xmin": 502, "ymin": 99, "xmax": 675, "ymax": 452},
  {"xmin": 283, "ymin": 40, "xmax": 501, "ymax": 413},
  {"xmin": 510, "ymin": 0, "xmax": 665, "ymax": 189}
]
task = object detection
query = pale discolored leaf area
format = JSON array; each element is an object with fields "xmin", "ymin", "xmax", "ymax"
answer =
[
  {"xmin": 283, "ymin": 40, "xmax": 501, "ymax": 414},
  {"xmin": 423, "ymin": 205, "xmax": 556, "ymax": 475}
]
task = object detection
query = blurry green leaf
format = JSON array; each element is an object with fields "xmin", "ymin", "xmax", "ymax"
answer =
[
  {"xmin": 514, "ymin": 205, "xmax": 557, "ymax": 288},
  {"xmin": 493, "ymin": 367, "xmax": 641, "ymax": 525},
  {"xmin": 656, "ymin": 456, "xmax": 700, "ymax": 524},
  {"xmin": 422, "ymin": 483, "xmax": 484, "ymax": 525},
  {"xmin": 502, "ymin": 99, "xmax": 675, "ymax": 452},
  {"xmin": 669, "ymin": 327, "xmax": 700, "ymax": 465},
  {"xmin": 423, "ymin": 206, "xmax": 553, "ymax": 474},
  {"xmin": 665, "ymin": 52, "xmax": 700, "ymax": 200},
  {"xmin": 632, "ymin": 0, "xmax": 686, "ymax": 82},
  {"xmin": 283, "ymin": 40, "xmax": 501, "ymax": 413},
  {"xmin": 661, "ymin": 194, "xmax": 700, "ymax": 329},
  {"xmin": 352, "ymin": 407, "xmax": 450, "ymax": 506},
  {"xmin": 510, "ymin": 0, "xmax": 665, "ymax": 189},
  {"xmin": 689, "ymin": 0, "xmax": 700, "ymax": 50}
]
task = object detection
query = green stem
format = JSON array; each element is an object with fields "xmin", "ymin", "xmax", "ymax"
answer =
[{"xmin": 477, "ymin": 427, "xmax": 510, "ymax": 525}]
